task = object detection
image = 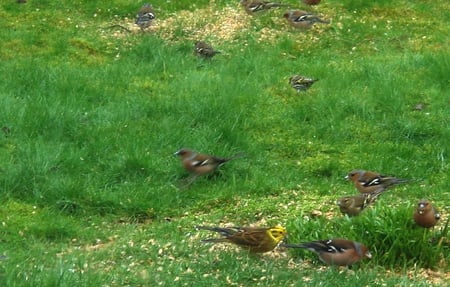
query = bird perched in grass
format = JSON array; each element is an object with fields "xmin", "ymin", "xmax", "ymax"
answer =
[
  {"xmin": 346, "ymin": 169, "xmax": 411, "ymax": 194},
  {"xmin": 336, "ymin": 189, "xmax": 385, "ymax": 216},
  {"xmin": 135, "ymin": 3, "xmax": 155, "ymax": 31},
  {"xmin": 283, "ymin": 10, "xmax": 329, "ymax": 30},
  {"xmin": 289, "ymin": 75, "xmax": 318, "ymax": 92},
  {"xmin": 282, "ymin": 238, "xmax": 372, "ymax": 266},
  {"xmin": 414, "ymin": 200, "xmax": 440, "ymax": 228},
  {"xmin": 174, "ymin": 148, "xmax": 244, "ymax": 185},
  {"xmin": 240, "ymin": 0, "xmax": 288, "ymax": 15},
  {"xmin": 196, "ymin": 225, "xmax": 287, "ymax": 253},
  {"xmin": 301, "ymin": 0, "xmax": 321, "ymax": 6},
  {"xmin": 194, "ymin": 41, "xmax": 221, "ymax": 59}
]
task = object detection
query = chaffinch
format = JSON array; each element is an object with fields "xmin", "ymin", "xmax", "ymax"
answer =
[
  {"xmin": 345, "ymin": 169, "xmax": 411, "ymax": 194},
  {"xmin": 283, "ymin": 10, "xmax": 329, "ymax": 30},
  {"xmin": 336, "ymin": 189, "xmax": 385, "ymax": 216},
  {"xmin": 302, "ymin": 0, "xmax": 321, "ymax": 5},
  {"xmin": 196, "ymin": 225, "xmax": 287, "ymax": 253},
  {"xmin": 289, "ymin": 75, "xmax": 318, "ymax": 92},
  {"xmin": 413, "ymin": 200, "xmax": 441, "ymax": 228},
  {"xmin": 135, "ymin": 3, "xmax": 155, "ymax": 31},
  {"xmin": 194, "ymin": 41, "xmax": 221, "ymax": 59},
  {"xmin": 282, "ymin": 238, "xmax": 372, "ymax": 266},
  {"xmin": 174, "ymin": 148, "xmax": 244, "ymax": 184},
  {"xmin": 240, "ymin": 0, "xmax": 287, "ymax": 15}
]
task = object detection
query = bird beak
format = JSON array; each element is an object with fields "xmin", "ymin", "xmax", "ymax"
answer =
[
  {"xmin": 173, "ymin": 150, "xmax": 181, "ymax": 156},
  {"xmin": 344, "ymin": 175, "xmax": 349, "ymax": 180}
]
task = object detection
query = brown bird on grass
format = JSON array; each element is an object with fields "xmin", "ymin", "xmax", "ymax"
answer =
[
  {"xmin": 174, "ymin": 148, "xmax": 244, "ymax": 185},
  {"xmin": 240, "ymin": 0, "xmax": 288, "ymax": 15},
  {"xmin": 346, "ymin": 169, "xmax": 411, "ymax": 194},
  {"xmin": 283, "ymin": 10, "xmax": 329, "ymax": 30},
  {"xmin": 282, "ymin": 238, "xmax": 372, "ymax": 266},
  {"xmin": 413, "ymin": 200, "xmax": 440, "ymax": 228},
  {"xmin": 336, "ymin": 189, "xmax": 385, "ymax": 216},
  {"xmin": 194, "ymin": 41, "xmax": 221, "ymax": 59}
]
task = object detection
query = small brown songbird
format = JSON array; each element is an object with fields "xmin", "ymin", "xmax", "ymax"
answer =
[
  {"xmin": 282, "ymin": 238, "xmax": 372, "ymax": 266},
  {"xmin": 194, "ymin": 41, "xmax": 221, "ymax": 59},
  {"xmin": 413, "ymin": 200, "xmax": 440, "ymax": 228},
  {"xmin": 346, "ymin": 169, "xmax": 411, "ymax": 194},
  {"xmin": 336, "ymin": 189, "xmax": 385, "ymax": 216},
  {"xmin": 283, "ymin": 10, "xmax": 329, "ymax": 30},
  {"xmin": 174, "ymin": 148, "xmax": 243, "ymax": 185},
  {"xmin": 240, "ymin": 0, "xmax": 288, "ymax": 15}
]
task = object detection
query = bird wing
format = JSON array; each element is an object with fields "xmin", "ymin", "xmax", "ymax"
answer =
[{"xmin": 229, "ymin": 228, "xmax": 268, "ymax": 247}]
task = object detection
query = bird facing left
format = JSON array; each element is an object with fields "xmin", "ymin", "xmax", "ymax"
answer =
[
  {"xmin": 194, "ymin": 41, "xmax": 221, "ymax": 59},
  {"xmin": 174, "ymin": 148, "xmax": 244, "ymax": 185}
]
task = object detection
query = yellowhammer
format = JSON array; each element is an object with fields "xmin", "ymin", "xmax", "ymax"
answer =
[{"xmin": 195, "ymin": 225, "xmax": 287, "ymax": 253}]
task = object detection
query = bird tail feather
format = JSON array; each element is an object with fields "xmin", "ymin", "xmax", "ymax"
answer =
[
  {"xmin": 280, "ymin": 243, "xmax": 309, "ymax": 249},
  {"xmin": 195, "ymin": 226, "xmax": 235, "ymax": 236},
  {"xmin": 201, "ymin": 238, "xmax": 229, "ymax": 244},
  {"xmin": 267, "ymin": 3, "xmax": 289, "ymax": 8}
]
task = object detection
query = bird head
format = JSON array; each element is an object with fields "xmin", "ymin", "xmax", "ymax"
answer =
[
  {"xmin": 267, "ymin": 226, "xmax": 287, "ymax": 243},
  {"xmin": 345, "ymin": 169, "xmax": 363, "ymax": 180},
  {"xmin": 416, "ymin": 200, "xmax": 430, "ymax": 214},
  {"xmin": 336, "ymin": 197, "xmax": 351, "ymax": 208},
  {"xmin": 174, "ymin": 148, "xmax": 192, "ymax": 157}
]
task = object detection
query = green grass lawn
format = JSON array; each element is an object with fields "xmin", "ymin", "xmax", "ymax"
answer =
[{"xmin": 0, "ymin": 0, "xmax": 449, "ymax": 286}]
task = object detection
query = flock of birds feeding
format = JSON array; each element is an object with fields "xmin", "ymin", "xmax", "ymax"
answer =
[
  {"xmin": 131, "ymin": 1, "xmax": 443, "ymax": 267},
  {"xmin": 128, "ymin": 1, "xmax": 443, "ymax": 267},
  {"xmin": 174, "ymin": 148, "xmax": 441, "ymax": 266},
  {"xmin": 11, "ymin": 0, "xmax": 445, "ymax": 270},
  {"xmin": 135, "ymin": 1, "xmax": 327, "ymax": 93}
]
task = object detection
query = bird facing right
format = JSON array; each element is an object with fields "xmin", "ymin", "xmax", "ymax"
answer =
[
  {"xmin": 413, "ymin": 200, "xmax": 441, "ymax": 228},
  {"xmin": 282, "ymin": 238, "xmax": 372, "ymax": 266},
  {"xmin": 135, "ymin": 3, "xmax": 156, "ymax": 31},
  {"xmin": 289, "ymin": 75, "xmax": 318, "ymax": 92},
  {"xmin": 336, "ymin": 189, "xmax": 385, "ymax": 217},
  {"xmin": 283, "ymin": 10, "xmax": 329, "ymax": 30},
  {"xmin": 196, "ymin": 225, "xmax": 287, "ymax": 253}
]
